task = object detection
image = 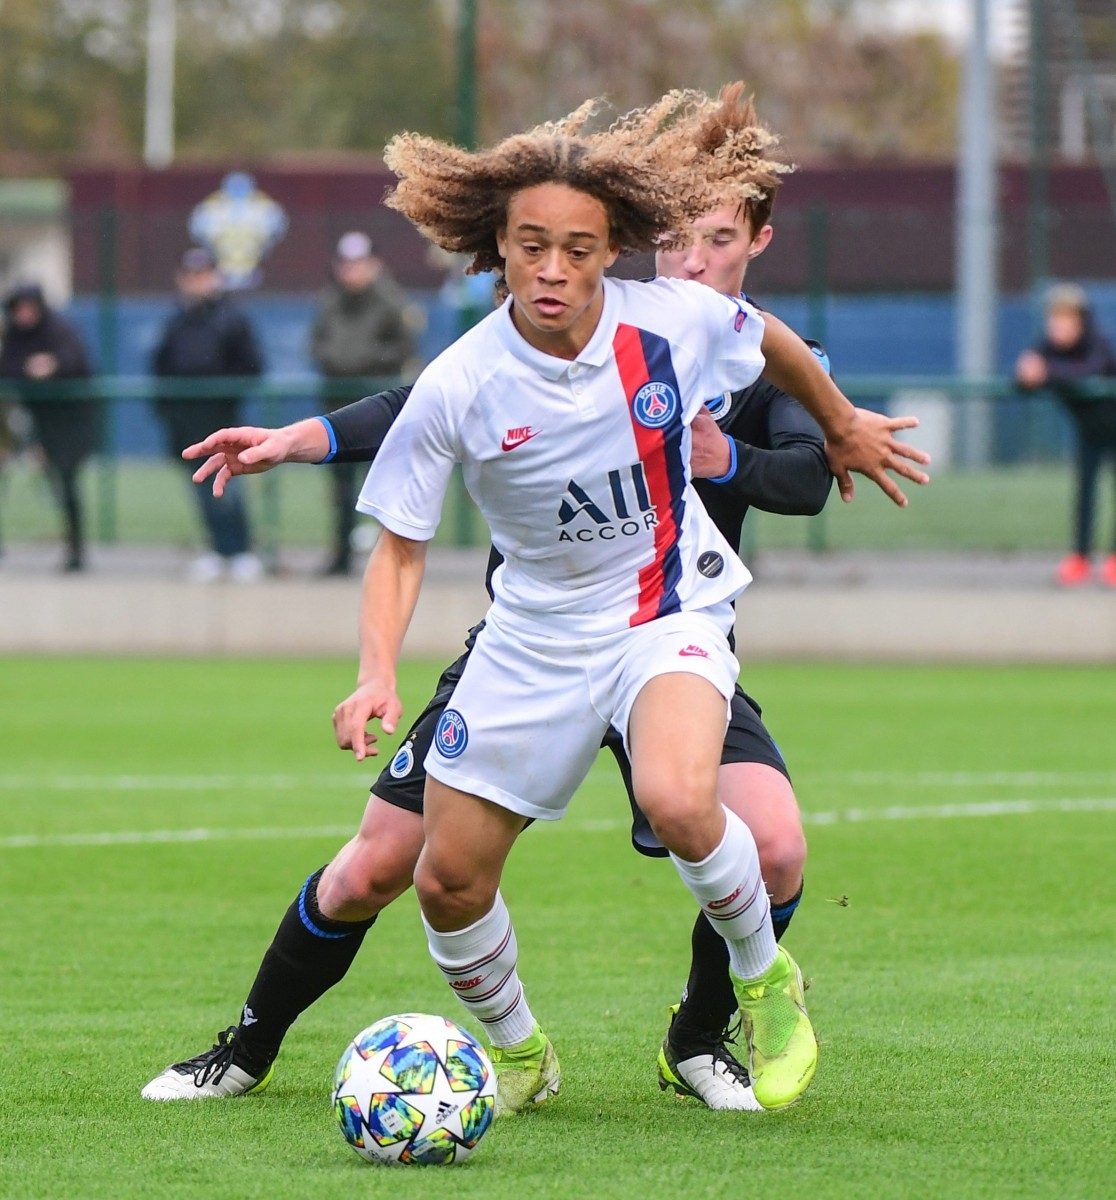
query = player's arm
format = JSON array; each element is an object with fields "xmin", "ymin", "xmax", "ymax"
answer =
[
  {"xmin": 757, "ymin": 312, "xmax": 930, "ymax": 506},
  {"xmin": 333, "ymin": 529, "xmax": 427, "ymax": 763},
  {"xmin": 692, "ymin": 382, "xmax": 831, "ymax": 516},
  {"xmin": 183, "ymin": 386, "xmax": 412, "ymax": 497}
]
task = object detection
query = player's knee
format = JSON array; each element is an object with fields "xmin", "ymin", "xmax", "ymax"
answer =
[
  {"xmin": 640, "ymin": 785, "xmax": 723, "ymax": 861},
  {"xmin": 319, "ymin": 840, "xmax": 415, "ymax": 919},
  {"xmin": 755, "ymin": 822, "xmax": 807, "ymax": 897},
  {"xmin": 413, "ymin": 858, "xmax": 496, "ymax": 928}
]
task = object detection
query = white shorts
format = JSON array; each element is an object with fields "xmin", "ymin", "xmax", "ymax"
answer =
[{"xmin": 423, "ymin": 601, "xmax": 739, "ymax": 821}]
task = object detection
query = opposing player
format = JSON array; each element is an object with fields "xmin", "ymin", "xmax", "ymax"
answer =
[{"xmin": 144, "ymin": 89, "xmax": 927, "ymax": 1112}]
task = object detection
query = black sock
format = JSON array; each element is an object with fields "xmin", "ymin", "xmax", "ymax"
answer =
[
  {"xmin": 771, "ymin": 880, "xmax": 804, "ymax": 941},
  {"xmin": 673, "ymin": 911, "xmax": 736, "ymax": 1044},
  {"xmin": 233, "ymin": 867, "xmax": 375, "ymax": 1073}
]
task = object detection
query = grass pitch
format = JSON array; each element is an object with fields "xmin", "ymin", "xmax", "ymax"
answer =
[{"xmin": 1, "ymin": 657, "xmax": 1113, "ymax": 1199}]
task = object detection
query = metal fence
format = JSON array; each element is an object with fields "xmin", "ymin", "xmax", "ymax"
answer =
[{"xmin": 2, "ymin": 374, "xmax": 1114, "ymax": 562}]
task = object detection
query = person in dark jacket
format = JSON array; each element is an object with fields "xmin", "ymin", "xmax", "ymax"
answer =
[
  {"xmin": 1015, "ymin": 283, "xmax": 1116, "ymax": 587},
  {"xmin": 310, "ymin": 231, "xmax": 415, "ymax": 574},
  {"xmin": 152, "ymin": 248, "xmax": 265, "ymax": 582},
  {"xmin": 0, "ymin": 284, "xmax": 98, "ymax": 571}
]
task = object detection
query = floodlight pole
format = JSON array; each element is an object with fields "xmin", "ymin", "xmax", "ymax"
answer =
[
  {"xmin": 144, "ymin": 0, "xmax": 176, "ymax": 168},
  {"xmin": 954, "ymin": 0, "xmax": 998, "ymax": 466}
]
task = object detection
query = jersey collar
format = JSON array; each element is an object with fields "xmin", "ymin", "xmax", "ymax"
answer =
[{"xmin": 495, "ymin": 278, "xmax": 620, "ymax": 381}]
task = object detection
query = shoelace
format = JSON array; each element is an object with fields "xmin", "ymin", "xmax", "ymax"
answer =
[
  {"xmin": 672, "ymin": 1015, "xmax": 752, "ymax": 1086},
  {"xmin": 711, "ymin": 1017, "xmax": 751, "ymax": 1085},
  {"xmin": 176, "ymin": 1026, "xmax": 238, "ymax": 1087}
]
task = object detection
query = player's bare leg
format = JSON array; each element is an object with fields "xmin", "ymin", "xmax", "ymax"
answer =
[
  {"xmin": 415, "ymin": 780, "xmax": 559, "ymax": 1116},
  {"xmin": 629, "ymin": 673, "xmax": 817, "ymax": 1110},
  {"xmin": 142, "ymin": 795, "xmax": 425, "ymax": 1100}
]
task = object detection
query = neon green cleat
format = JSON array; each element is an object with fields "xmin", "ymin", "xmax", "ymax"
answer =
[
  {"xmin": 489, "ymin": 1023, "xmax": 560, "ymax": 1117},
  {"xmin": 731, "ymin": 945, "xmax": 817, "ymax": 1110}
]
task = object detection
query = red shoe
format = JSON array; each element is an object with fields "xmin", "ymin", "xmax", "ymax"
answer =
[
  {"xmin": 1056, "ymin": 553, "xmax": 1091, "ymax": 587},
  {"xmin": 1100, "ymin": 555, "xmax": 1116, "ymax": 588}
]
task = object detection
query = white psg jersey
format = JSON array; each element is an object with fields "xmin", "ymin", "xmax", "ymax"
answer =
[{"xmin": 358, "ymin": 276, "xmax": 765, "ymax": 635}]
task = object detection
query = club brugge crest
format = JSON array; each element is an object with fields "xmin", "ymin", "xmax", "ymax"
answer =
[
  {"xmin": 434, "ymin": 709, "xmax": 469, "ymax": 759},
  {"xmin": 705, "ymin": 390, "xmax": 734, "ymax": 422},
  {"xmin": 633, "ymin": 381, "xmax": 680, "ymax": 430},
  {"xmin": 389, "ymin": 741, "xmax": 415, "ymax": 778}
]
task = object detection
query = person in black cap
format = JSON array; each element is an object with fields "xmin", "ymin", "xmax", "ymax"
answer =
[
  {"xmin": 1015, "ymin": 283, "xmax": 1116, "ymax": 587},
  {"xmin": 0, "ymin": 283, "xmax": 98, "ymax": 571},
  {"xmin": 310, "ymin": 231, "xmax": 415, "ymax": 574},
  {"xmin": 151, "ymin": 247, "xmax": 265, "ymax": 582}
]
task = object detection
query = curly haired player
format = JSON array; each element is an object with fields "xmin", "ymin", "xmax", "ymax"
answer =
[{"xmin": 147, "ymin": 87, "xmax": 931, "ymax": 1113}]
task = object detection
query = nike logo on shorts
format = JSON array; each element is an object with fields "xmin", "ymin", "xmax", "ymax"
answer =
[{"xmin": 678, "ymin": 645, "xmax": 710, "ymax": 658}]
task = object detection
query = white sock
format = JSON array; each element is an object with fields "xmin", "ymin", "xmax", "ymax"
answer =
[
  {"xmin": 421, "ymin": 890, "xmax": 537, "ymax": 1047},
  {"xmin": 670, "ymin": 807, "xmax": 778, "ymax": 982}
]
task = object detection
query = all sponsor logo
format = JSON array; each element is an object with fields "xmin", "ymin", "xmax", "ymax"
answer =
[
  {"xmin": 389, "ymin": 742, "xmax": 415, "ymax": 779},
  {"xmin": 632, "ymin": 380, "xmax": 680, "ymax": 430},
  {"xmin": 697, "ymin": 551, "xmax": 724, "ymax": 578},
  {"xmin": 557, "ymin": 463, "xmax": 657, "ymax": 543},
  {"xmin": 501, "ymin": 425, "xmax": 538, "ymax": 452},
  {"xmin": 434, "ymin": 709, "xmax": 469, "ymax": 759},
  {"xmin": 449, "ymin": 974, "xmax": 484, "ymax": 991},
  {"xmin": 734, "ymin": 308, "xmax": 748, "ymax": 332}
]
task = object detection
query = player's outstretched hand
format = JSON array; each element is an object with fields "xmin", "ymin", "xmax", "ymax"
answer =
[
  {"xmin": 825, "ymin": 409, "xmax": 931, "ymax": 506},
  {"xmin": 182, "ymin": 418, "xmax": 331, "ymax": 497},
  {"xmin": 333, "ymin": 681, "xmax": 404, "ymax": 763}
]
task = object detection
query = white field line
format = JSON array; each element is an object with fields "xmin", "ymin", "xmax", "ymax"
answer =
[
  {"xmin": 4, "ymin": 769, "xmax": 1116, "ymax": 794},
  {"xmin": 823, "ymin": 771, "xmax": 1116, "ymax": 788},
  {"xmin": 0, "ymin": 774, "xmax": 364, "ymax": 792},
  {"xmin": 1, "ymin": 797, "xmax": 1113, "ymax": 851}
]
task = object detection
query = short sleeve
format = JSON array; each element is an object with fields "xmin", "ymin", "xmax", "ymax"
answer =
[
  {"xmin": 697, "ymin": 289, "xmax": 765, "ymax": 399},
  {"xmin": 355, "ymin": 373, "xmax": 458, "ymax": 541}
]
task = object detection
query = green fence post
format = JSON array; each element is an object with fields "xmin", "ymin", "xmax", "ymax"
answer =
[
  {"xmin": 95, "ymin": 203, "xmax": 119, "ymax": 544},
  {"xmin": 260, "ymin": 386, "xmax": 281, "ymax": 572},
  {"xmin": 807, "ymin": 203, "xmax": 829, "ymax": 553}
]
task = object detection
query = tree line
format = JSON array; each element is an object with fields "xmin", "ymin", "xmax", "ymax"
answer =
[{"xmin": 0, "ymin": 0, "xmax": 959, "ymax": 168}]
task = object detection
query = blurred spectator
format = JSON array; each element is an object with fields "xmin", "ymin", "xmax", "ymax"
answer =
[
  {"xmin": 0, "ymin": 284, "xmax": 98, "ymax": 572},
  {"xmin": 310, "ymin": 231, "xmax": 415, "ymax": 575},
  {"xmin": 152, "ymin": 248, "xmax": 265, "ymax": 582},
  {"xmin": 1015, "ymin": 284, "xmax": 1116, "ymax": 588}
]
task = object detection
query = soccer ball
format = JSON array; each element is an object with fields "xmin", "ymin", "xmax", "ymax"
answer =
[{"xmin": 332, "ymin": 1013, "xmax": 497, "ymax": 1166}]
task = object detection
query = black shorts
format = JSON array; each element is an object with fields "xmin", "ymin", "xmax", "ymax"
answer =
[{"xmin": 373, "ymin": 628, "xmax": 789, "ymax": 858}]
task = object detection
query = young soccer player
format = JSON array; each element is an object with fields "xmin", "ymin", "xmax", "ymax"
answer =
[
  {"xmin": 146, "ymin": 88, "xmax": 928, "ymax": 1113},
  {"xmin": 327, "ymin": 89, "xmax": 925, "ymax": 1112}
]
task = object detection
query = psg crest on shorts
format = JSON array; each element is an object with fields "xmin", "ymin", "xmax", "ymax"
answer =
[
  {"xmin": 434, "ymin": 710, "xmax": 469, "ymax": 759},
  {"xmin": 632, "ymin": 381, "xmax": 680, "ymax": 430}
]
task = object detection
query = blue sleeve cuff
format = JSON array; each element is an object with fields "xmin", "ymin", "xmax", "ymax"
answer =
[
  {"xmin": 315, "ymin": 416, "xmax": 337, "ymax": 463},
  {"xmin": 707, "ymin": 435, "xmax": 738, "ymax": 485}
]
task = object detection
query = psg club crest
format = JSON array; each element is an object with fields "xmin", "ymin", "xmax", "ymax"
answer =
[
  {"xmin": 632, "ymin": 381, "xmax": 680, "ymax": 430},
  {"xmin": 434, "ymin": 710, "xmax": 469, "ymax": 759},
  {"xmin": 188, "ymin": 172, "xmax": 288, "ymax": 290}
]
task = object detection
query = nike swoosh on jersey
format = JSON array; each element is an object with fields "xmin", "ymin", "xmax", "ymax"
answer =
[
  {"xmin": 678, "ymin": 645, "xmax": 710, "ymax": 658},
  {"xmin": 501, "ymin": 429, "xmax": 539, "ymax": 451}
]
